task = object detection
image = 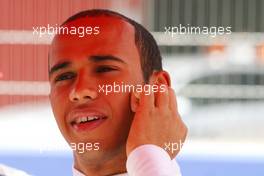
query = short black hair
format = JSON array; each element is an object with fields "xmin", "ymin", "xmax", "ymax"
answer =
[{"xmin": 61, "ymin": 9, "xmax": 162, "ymax": 82}]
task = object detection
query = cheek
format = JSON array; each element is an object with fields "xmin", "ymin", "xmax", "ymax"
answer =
[
  {"xmin": 50, "ymin": 87, "xmax": 69, "ymax": 124},
  {"xmin": 104, "ymin": 91, "xmax": 134, "ymax": 129}
]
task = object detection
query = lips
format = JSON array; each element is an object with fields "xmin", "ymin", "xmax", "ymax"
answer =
[{"xmin": 68, "ymin": 110, "xmax": 108, "ymax": 132}]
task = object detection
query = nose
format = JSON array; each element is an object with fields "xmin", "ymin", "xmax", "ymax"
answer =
[
  {"xmin": 69, "ymin": 73, "xmax": 98, "ymax": 103},
  {"xmin": 70, "ymin": 88, "xmax": 98, "ymax": 102}
]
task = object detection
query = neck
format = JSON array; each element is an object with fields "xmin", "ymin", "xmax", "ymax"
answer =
[{"xmin": 74, "ymin": 147, "xmax": 127, "ymax": 176}]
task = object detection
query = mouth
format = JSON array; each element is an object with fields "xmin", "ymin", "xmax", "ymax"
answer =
[{"xmin": 70, "ymin": 113, "xmax": 108, "ymax": 132}]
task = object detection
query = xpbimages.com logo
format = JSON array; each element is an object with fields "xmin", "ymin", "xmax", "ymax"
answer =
[
  {"xmin": 98, "ymin": 82, "xmax": 167, "ymax": 95},
  {"xmin": 32, "ymin": 24, "xmax": 100, "ymax": 37}
]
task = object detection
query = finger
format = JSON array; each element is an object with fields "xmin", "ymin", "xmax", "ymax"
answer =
[
  {"xmin": 155, "ymin": 84, "xmax": 169, "ymax": 108},
  {"xmin": 168, "ymin": 87, "xmax": 179, "ymax": 112},
  {"xmin": 138, "ymin": 84, "xmax": 155, "ymax": 110},
  {"xmin": 130, "ymin": 91, "xmax": 140, "ymax": 112}
]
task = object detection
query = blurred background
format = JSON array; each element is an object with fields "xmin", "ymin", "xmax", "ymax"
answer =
[{"xmin": 0, "ymin": 0, "xmax": 264, "ymax": 175}]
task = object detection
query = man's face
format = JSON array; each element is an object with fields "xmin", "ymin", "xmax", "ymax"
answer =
[{"xmin": 49, "ymin": 16, "xmax": 144, "ymax": 159}]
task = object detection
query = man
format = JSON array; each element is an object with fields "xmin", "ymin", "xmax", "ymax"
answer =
[{"xmin": 49, "ymin": 9, "xmax": 187, "ymax": 176}]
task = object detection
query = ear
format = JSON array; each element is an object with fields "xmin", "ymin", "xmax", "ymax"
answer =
[
  {"xmin": 149, "ymin": 70, "xmax": 171, "ymax": 87},
  {"xmin": 130, "ymin": 70, "xmax": 171, "ymax": 112}
]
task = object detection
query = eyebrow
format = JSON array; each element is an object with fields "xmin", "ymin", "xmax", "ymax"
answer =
[
  {"xmin": 90, "ymin": 55, "xmax": 127, "ymax": 64},
  {"xmin": 49, "ymin": 61, "xmax": 71, "ymax": 76},
  {"xmin": 49, "ymin": 55, "xmax": 126, "ymax": 76}
]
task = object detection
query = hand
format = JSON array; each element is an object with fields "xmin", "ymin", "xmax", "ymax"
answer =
[{"xmin": 126, "ymin": 85, "xmax": 187, "ymax": 159}]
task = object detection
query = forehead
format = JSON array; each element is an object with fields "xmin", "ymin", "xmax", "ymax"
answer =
[{"xmin": 49, "ymin": 15, "xmax": 140, "ymax": 67}]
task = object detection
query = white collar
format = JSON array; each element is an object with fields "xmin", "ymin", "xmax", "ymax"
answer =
[
  {"xmin": 72, "ymin": 167, "xmax": 128, "ymax": 176},
  {"xmin": 72, "ymin": 167, "xmax": 85, "ymax": 176},
  {"xmin": 0, "ymin": 164, "xmax": 31, "ymax": 176}
]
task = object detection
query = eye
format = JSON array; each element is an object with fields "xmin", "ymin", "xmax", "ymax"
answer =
[
  {"xmin": 55, "ymin": 72, "xmax": 76, "ymax": 82},
  {"xmin": 96, "ymin": 66, "xmax": 118, "ymax": 73}
]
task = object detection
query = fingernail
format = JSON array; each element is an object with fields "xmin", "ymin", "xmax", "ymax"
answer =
[{"xmin": 134, "ymin": 91, "xmax": 141, "ymax": 99}]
